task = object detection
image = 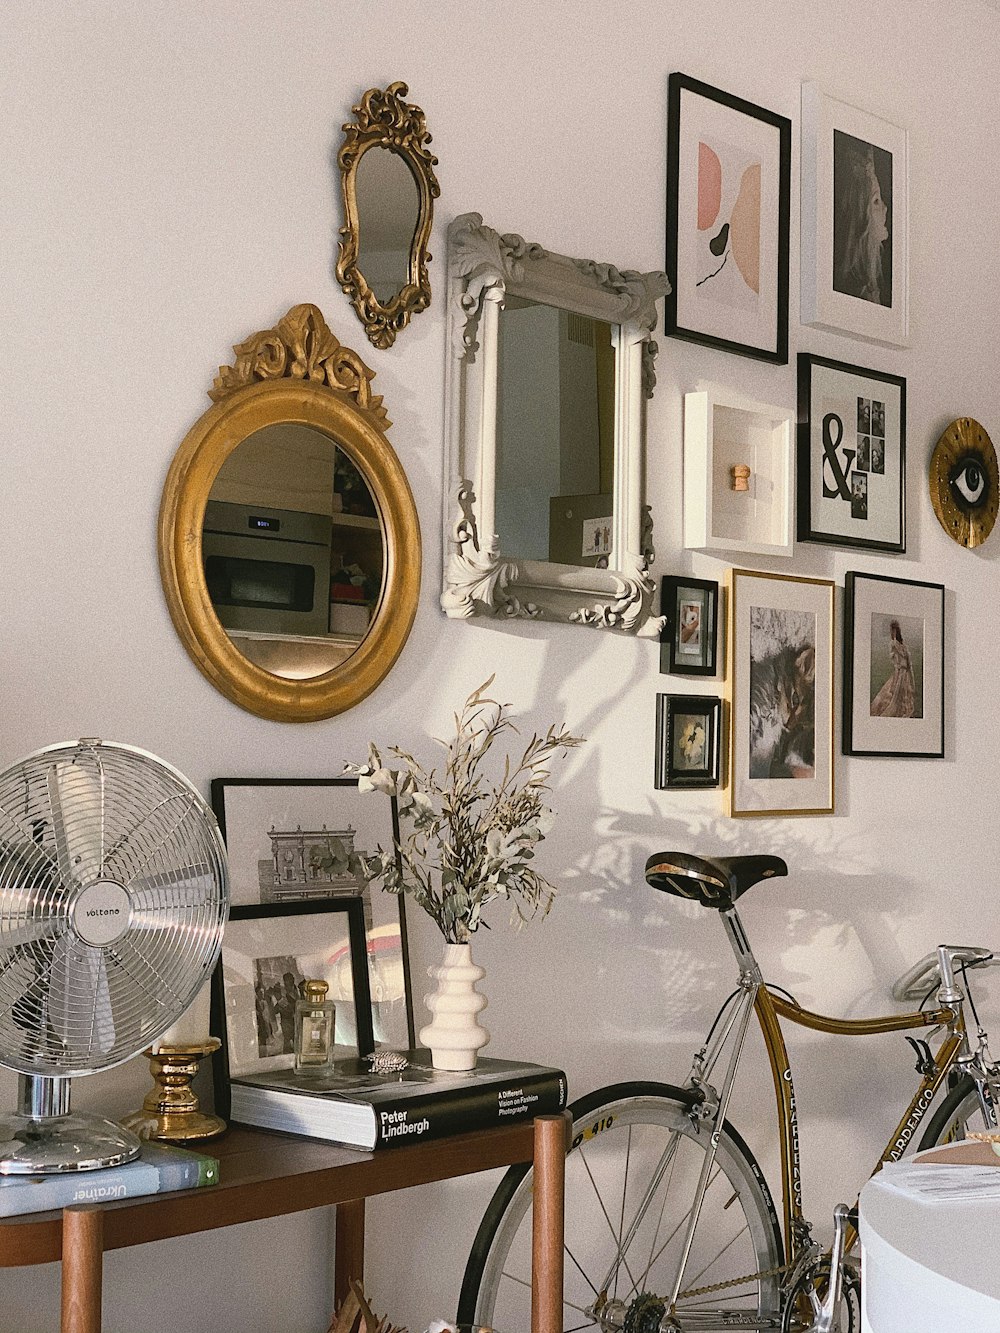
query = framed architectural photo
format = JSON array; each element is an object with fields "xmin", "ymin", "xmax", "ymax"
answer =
[
  {"xmin": 843, "ymin": 572, "xmax": 944, "ymax": 758},
  {"xmin": 215, "ymin": 899, "xmax": 374, "ymax": 1090},
  {"xmin": 659, "ymin": 576, "xmax": 719, "ymax": 676},
  {"xmin": 211, "ymin": 777, "xmax": 414, "ymax": 1050},
  {"xmin": 666, "ymin": 72, "xmax": 791, "ymax": 363},
  {"xmin": 655, "ymin": 693, "xmax": 722, "ymax": 789},
  {"xmin": 801, "ymin": 82, "xmax": 909, "ymax": 347},
  {"xmin": 729, "ymin": 569, "xmax": 834, "ymax": 817},
  {"xmin": 797, "ymin": 354, "xmax": 905, "ymax": 552}
]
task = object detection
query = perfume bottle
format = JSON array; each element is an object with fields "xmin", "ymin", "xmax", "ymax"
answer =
[{"xmin": 294, "ymin": 979, "xmax": 335, "ymax": 1075}]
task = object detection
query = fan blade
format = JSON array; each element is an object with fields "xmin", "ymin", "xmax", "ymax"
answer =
[
  {"xmin": 129, "ymin": 861, "xmax": 215, "ymax": 907},
  {"xmin": 47, "ymin": 762, "xmax": 104, "ymax": 888},
  {"xmin": 47, "ymin": 940, "xmax": 116, "ymax": 1058}
]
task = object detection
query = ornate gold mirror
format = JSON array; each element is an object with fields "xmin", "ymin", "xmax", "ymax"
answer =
[
  {"xmin": 159, "ymin": 304, "xmax": 421, "ymax": 722},
  {"xmin": 336, "ymin": 81, "xmax": 440, "ymax": 350}
]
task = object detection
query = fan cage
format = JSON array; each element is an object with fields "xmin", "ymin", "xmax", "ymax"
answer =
[{"xmin": 0, "ymin": 740, "xmax": 229, "ymax": 1077}]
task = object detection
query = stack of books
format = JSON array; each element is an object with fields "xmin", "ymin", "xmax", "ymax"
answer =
[{"xmin": 228, "ymin": 1049, "xmax": 567, "ymax": 1151}]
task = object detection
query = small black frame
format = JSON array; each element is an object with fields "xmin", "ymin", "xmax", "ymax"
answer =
[
  {"xmin": 665, "ymin": 72, "xmax": 791, "ymax": 363},
  {"xmin": 797, "ymin": 353, "xmax": 907, "ymax": 553},
  {"xmin": 211, "ymin": 897, "xmax": 374, "ymax": 1119},
  {"xmin": 655, "ymin": 693, "xmax": 722, "ymax": 789},
  {"xmin": 659, "ymin": 575, "xmax": 719, "ymax": 676}
]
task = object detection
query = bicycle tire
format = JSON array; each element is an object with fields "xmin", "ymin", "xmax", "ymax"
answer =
[
  {"xmin": 918, "ymin": 1075, "xmax": 995, "ymax": 1149},
  {"xmin": 458, "ymin": 1081, "xmax": 784, "ymax": 1330}
]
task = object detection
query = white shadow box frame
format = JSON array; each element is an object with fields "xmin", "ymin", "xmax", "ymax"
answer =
[
  {"xmin": 684, "ymin": 386, "xmax": 794, "ymax": 557},
  {"xmin": 801, "ymin": 82, "xmax": 909, "ymax": 347}
]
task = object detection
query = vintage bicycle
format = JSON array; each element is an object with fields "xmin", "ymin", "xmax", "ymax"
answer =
[{"xmin": 457, "ymin": 851, "xmax": 1000, "ymax": 1332}]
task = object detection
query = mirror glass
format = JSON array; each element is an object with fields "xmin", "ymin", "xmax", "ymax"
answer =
[
  {"xmin": 203, "ymin": 423, "xmax": 385, "ymax": 681},
  {"xmin": 354, "ymin": 147, "xmax": 419, "ymax": 306},
  {"xmin": 494, "ymin": 297, "xmax": 617, "ymax": 567}
]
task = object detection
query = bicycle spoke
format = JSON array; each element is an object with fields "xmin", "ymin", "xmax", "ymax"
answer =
[
  {"xmin": 643, "ymin": 1124, "xmax": 681, "ymax": 1289},
  {"xmin": 612, "ymin": 1123, "xmax": 633, "ymax": 1301},
  {"xmin": 564, "ymin": 1240, "xmax": 600, "ymax": 1299},
  {"xmin": 624, "ymin": 1163, "xmax": 726, "ymax": 1303},
  {"xmin": 577, "ymin": 1139, "xmax": 640, "ymax": 1295},
  {"xmin": 500, "ymin": 1267, "xmax": 595, "ymax": 1320},
  {"xmin": 681, "ymin": 1218, "xmax": 752, "ymax": 1293}
]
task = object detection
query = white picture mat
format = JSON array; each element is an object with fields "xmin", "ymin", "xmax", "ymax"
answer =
[
  {"xmin": 848, "ymin": 577, "xmax": 943, "ymax": 754},
  {"xmin": 731, "ymin": 571, "xmax": 834, "ymax": 815},
  {"xmin": 675, "ymin": 89, "xmax": 781, "ymax": 352},
  {"xmin": 222, "ymin": 911, "xmax": 361, "ymax": 1079},
  {"xmin": 806, "ymin": 361, "xmax": 903, "ymax": 548},
  {"xmin": 801, "ymin": 81, "xmax": 909, "ymax": 346}
]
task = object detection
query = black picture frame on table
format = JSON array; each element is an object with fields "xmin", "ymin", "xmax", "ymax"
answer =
[
  {"xmin": 655, "ymin": 693, "xmax": 722, "ymax": 789},
  {"xmin": 843, "ymin": 571, "xmax": 945, "ymax": 758},
  {"xmin": 211, "ymin": 897, "xmax": 374, "ymax": 1120},
  {"xmin": 211, "ymin": 776, "xmax": 415, "ymax": 1051},
  {"xmin": 797, "ymin": 353, "xmax": 906, "ymax": 553},
  {"xmin": 665, "ymin": 72, "xmax": 791, "ymax": 363},
  {"xmin": 659, "ymin": 575, "xmax": 719, "ymax": 676}
]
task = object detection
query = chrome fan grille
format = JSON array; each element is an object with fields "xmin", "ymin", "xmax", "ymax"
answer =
[{"xmin": 0, "ymin": 740, "xmax": 229, "ymax": 1076}]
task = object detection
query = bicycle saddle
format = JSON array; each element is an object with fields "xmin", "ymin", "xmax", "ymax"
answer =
[{"xmin": 644, "ymin": 851, "xmax": 787, "ymax": 910}]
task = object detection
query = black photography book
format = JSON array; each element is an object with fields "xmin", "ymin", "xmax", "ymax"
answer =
[{"xmin": 228, "ymin": 1049, "xmax": 567, "ymax": 1150}]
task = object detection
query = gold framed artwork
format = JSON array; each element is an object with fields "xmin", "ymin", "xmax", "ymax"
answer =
[{"xmin": 728, "ymin": 569, "xmax": 835, "ymax": 817}]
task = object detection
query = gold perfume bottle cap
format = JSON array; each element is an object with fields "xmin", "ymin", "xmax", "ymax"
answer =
[{"xmin": 301, "ymin": 978, "xmax": 329, "ymax": 1002}]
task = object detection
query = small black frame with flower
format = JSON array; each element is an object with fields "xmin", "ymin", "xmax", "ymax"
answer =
[{"xmin": 655, "ymin": 694, "xmax": 722, "ymax": 789}]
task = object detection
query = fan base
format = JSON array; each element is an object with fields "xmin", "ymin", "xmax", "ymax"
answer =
[{"xmin": 0, "ymin": 1113, "xmax": 142, "ymax": 1175}]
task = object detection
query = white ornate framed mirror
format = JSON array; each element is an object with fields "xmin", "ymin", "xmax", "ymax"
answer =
[{"xmin": 441, "ymin": 213, "xmax": 669, "ymax": 635}]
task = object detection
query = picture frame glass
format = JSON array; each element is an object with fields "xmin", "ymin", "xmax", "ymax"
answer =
[
  {"xmin": 661, "ymin": 576, "xmax": 718, "ymax": 676},
  {"xmin": 731, "ymin": 570, "xmax": 834, "ymax": 816},
  {"xmin": 212, "ymin": 778, "xmax": 414, "ymax": 1050},
  {"xmin": 668, "ymin": 76, "xmax": 789, "ymax": 361},
  {"xmin": 844, "ymin": 574, "xmax": 944, "ymax": 757},
  {"xmin": 799, "ymin": 356, "xmax": 905, "ymax": 552},
  {"xmin": 221, "ymin": 906, "xmax": 369, "ymax": 1079}
]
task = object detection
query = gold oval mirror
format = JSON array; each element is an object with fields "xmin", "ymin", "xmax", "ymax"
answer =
[
  {"xmin": 336, "ymin": 81, "xmax": 440, "ymax": 350},
  {"xmin": 159, "ymin": 304, "xmax": 421, "ymax": 722}
]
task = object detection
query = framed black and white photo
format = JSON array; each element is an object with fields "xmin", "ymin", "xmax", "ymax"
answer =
[
  {"xmin": 729, "ymin": 569, "xmax": 834, "ymax": 817},
  {"xmin": 666, "ymin": 72, "xmax": 791, "ymax": 363},
  {"xmin": 797, "ymin": 353, "xmax": 906, "ymax": 552},
  {"xmin": 843, "ymin": 572, "xmax": 944, "ymax": 758},
  {"xmin": 215, "ymin": 899, "xmax": 374, "ymax": 1094},
  {"xmin": 801, "ymin": 82, "xmax": 909, "ymax": 347},
  {"xmin": 211, "ymin": 777, "xmax": 414, "ymax": 1051},
  {"xmin": 655, "ymin": 693, "xmax": 721, "ymax": 789},
  {"xmin": 660, "ymin": 576, "xmax": 719, "ymax": 676}
]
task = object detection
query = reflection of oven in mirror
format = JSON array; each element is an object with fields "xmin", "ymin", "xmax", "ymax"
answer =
[
  {"xmin": 202, "ymin": 423, "xmax": 384, "ymax": 680},
  {"xmin": 494, "ymin": 296, "xmax": 617, "ymax": 566}
]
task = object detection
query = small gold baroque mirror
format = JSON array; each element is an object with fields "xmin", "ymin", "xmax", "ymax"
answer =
[
  {"xmin": 336, "ymin": 81, "xmax": 440, "ymax": 350},
  {"xmin": 159, "ymin": 304, "xmax": 421, "ymax": 722}
]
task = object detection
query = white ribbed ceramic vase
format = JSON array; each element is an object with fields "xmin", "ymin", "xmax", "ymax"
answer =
[{"xmin": 419, "ymin": 941, "xmax": 490, "ymax": 1071}]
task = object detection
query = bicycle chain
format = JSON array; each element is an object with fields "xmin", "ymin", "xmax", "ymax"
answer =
[{"xmin": 678, "ymin": 1258, "xmax": 794, "ymax": 1300}]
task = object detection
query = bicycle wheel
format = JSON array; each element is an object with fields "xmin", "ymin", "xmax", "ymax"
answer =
[
  {"xmin": 458, "ymin": 1082, "xmax": 784, "ymax": 1331},
  {"xmin": 918, "ymin": 1075, "xmax": 996, "ymax": 1148}
]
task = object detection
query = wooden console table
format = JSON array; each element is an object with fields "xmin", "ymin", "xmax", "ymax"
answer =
[{"xmin": 0, "ymin": 1115, "xmax": 568, "ymax": 1333}]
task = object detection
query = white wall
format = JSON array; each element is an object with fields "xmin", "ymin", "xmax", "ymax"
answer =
[{"xmin": 3, "ymin": 1, "xmax": 1000, "ymax": 1328}]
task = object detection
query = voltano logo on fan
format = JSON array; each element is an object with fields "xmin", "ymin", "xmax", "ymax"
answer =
[{"xmin": 71, "ymin": 880, "xmax": 132, "ymax": 945}]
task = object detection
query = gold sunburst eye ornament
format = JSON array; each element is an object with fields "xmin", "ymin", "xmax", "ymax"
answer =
[{"xmin": 929, "ymin": 417, "xmax": 999, "ymax": 549}]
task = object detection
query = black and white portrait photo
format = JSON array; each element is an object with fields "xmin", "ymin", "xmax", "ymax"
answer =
[{"xmin": 832, "ymin": 129, "xmax": 893, "ymax": 308}]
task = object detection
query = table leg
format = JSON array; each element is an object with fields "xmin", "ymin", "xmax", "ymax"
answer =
[
  {"xmin": 61, "ymin": 1207, "xmax": 103, "ymax": 1333},
  {"xmin": 335, "ymin": 1197, "xmax": 366, "ymax": 1307},
  {"xmin": 531, "ymin": 1115, "xmax": 566, "ymax": 1333}
]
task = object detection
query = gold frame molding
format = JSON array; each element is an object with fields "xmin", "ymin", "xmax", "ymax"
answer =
[
  {"xmin": 158, "ymin": 304, "xmax": 421, "ymax": 723},
  {"xmin": 336, "ymin": 81, "xmax": 440, "ymax": 351}
]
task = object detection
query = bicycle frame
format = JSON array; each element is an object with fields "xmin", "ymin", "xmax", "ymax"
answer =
[{"xmin": 698, "ymin": 908, "xmax": 972, "ymax": 1273}]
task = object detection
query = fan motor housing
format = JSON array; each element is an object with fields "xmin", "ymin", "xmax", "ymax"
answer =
[{"xmin": 70, "ymin": 880, "xmax": 133, "ymax": 946}]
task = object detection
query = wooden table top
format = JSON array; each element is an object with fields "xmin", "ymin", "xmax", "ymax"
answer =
[{"xmin": 0, "ymin": 1119, "xmax": 546, "ymax": 1268}]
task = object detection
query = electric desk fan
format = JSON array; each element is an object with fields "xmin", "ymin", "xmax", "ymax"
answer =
[{"xmin": 0, "ymin": 738, "xmax": 229, "ymax": 1173}]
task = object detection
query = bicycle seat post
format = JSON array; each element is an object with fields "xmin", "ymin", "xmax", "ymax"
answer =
[{"xmin": 721, "ymin": 907, "xmax": 763, "ymax": 984}]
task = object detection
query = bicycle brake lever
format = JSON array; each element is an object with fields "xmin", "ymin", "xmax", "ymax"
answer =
[{"xmin": 905, "ymin": 1035, "xmax": 936, "ymax": 1077}]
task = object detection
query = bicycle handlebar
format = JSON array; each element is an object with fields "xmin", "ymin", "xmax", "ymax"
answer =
[{"xmin": 891, "ymin": 946, "xmax": 995, "ymax": 1003}]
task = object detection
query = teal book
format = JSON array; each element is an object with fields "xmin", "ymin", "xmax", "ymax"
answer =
[
  {"xmin": 0, "ymin": 1141, "xmax": 219, "ymax": 1217},
  {"xmin": 229, "ymin": 1049, "xmax": 568, "ymax": 1150}
]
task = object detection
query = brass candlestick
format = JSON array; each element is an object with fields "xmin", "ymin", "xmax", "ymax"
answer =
[{"xmin": 121, "ymin": 1039, "xmax": 226, "ymax": 1143}]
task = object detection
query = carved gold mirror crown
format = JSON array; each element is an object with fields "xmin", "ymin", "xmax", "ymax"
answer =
[
  {"xmin": 159, "ymin": 304, "xmax": 421, "ymax": 722},
  {"xmin": 336, "ymin": 82, "xmax": 440, "ymax": 350}
]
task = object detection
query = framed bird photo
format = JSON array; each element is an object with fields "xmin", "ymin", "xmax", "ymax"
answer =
[
  {"xmin": 655, "ymin": 693, "xmax": 722, "ymax": 789},
  {"xmin": 665, "ymin": 73, "xmax": 791, "ymax": 363}
]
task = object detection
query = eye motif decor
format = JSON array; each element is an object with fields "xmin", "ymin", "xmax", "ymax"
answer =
[
  {"xmin": 441, "ymin": 212, "xmax": 670, "ymax": 636},
  {"xmin": 336, "ymin": 81, "xmax": 440, "ymax": 351},
  {"xmin": 929, "ymin": 417, "xmax": 998, "ymax": 549},
  {"xmin": 158, "ymin": 303, "xmax": 421, "ymax": 723}
]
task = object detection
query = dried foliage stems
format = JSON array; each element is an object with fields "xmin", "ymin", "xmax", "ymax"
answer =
[{"xmin": 346, "ymin": 677, "xmax": 583, "ymax": 943}]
